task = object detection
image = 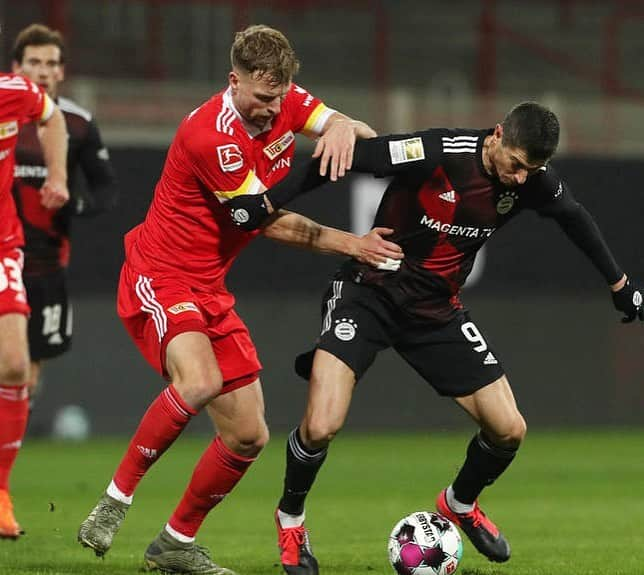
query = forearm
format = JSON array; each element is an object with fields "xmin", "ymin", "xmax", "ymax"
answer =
[
  {"xmin": 75, "ymin": 183, "xmax": 119, "ymax": 216},
  {"xmin": 38, "ymin": 107, "xmax": 68, "ymax": 185},
  {"xmin": 261, "ymin": 210, "xmax": 358, "ymax": 257},
  {"xmin": 552, "ymin": 202, "xmax": 623, "ymax": 284}
]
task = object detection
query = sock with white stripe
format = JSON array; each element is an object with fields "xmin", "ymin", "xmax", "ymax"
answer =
[
  {"xmin": 451, "ymin": 431, "xmax": 518, "ymax": 505},
  {"xmin": 112, "ymin": 385, "xmax": 197, "ymax": 496},
  {"xmin": 278, "ymin": 427, "xmax": 327, "ymax": 516}
]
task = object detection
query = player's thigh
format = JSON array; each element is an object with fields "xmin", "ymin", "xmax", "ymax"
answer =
[
  {"xmin": 396, "ymin": 311, "xmax": 505, "ymax": 398},
  {"xmin": 206, "ymin": 378, "xmax": 268, "ymax": 456},
  {"xmin": 454, "ymin": 375, "xmax": 526, "ymax": 445},
  {"xmin": 24, "ymin": 270, "xmax": 72, "ymax": 361},
  {"xmin": 165, "ymin": 330, "xmax": 224, "ymax": 406},
  {"xmin": 0, "ymin": 313, "xmax": 29, "ymax": 384},
  {"xmin": 313, "ymin": 280, "xmax": 392, "ymax": 383},
  {"xmin": 301, "ymin": 348, "xmax": 358, "ymax": 444}
]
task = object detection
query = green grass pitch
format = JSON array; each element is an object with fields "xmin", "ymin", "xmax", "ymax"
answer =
[{"xmin": 2, "ymin": 429, "xmax": 644, "ymax": 574}]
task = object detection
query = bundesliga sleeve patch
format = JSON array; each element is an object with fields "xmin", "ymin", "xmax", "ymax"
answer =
[
  {"xmin": 216, "ymin": 143, "xmax": 244, "ymax": 172},
  {"xmin": 388, "ymin": 137, "xmax": 425, "ymax": 165}
]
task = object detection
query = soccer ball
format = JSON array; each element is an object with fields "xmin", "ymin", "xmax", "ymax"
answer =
[{"xmin": 388, "ymin": 511, "xmax": 462, "ymax": 575}]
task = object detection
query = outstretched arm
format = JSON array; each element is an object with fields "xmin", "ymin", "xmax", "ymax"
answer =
[
  {"xmin": 228, "ymin": 132, "xmax": 432, "ymax": 230},
  {"xmin": 261, "ymin": 210, "xmax": 403, "ymax": 269},
  {"xmin": 541, "ymin": 193, "xmax": 642, "ymax": 322}
]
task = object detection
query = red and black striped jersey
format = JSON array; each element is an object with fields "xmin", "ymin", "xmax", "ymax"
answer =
[
  {"xmin": 12, "ymin": 96, "xmax": 117, "ymax": 275},
  {"xmin": 342, "ymin": 128, "xmax": 610, "ymax": 324}
]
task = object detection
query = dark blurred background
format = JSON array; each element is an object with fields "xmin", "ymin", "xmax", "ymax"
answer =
[{"xmin": 1, "ymin": 1, "xmax": 643, "ymax": 435}]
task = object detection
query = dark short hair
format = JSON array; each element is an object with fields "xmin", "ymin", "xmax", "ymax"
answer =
[
  {"xmin": 501, "ymin": 102, "xmax": 559, "ymax": 164},
  {"xmin": 12, "ymin": 23, "xmax": 65, "ymax": 64},
  {"xmin": 230, "ymin": 24, "xmax": 299, "ymax": 85}
]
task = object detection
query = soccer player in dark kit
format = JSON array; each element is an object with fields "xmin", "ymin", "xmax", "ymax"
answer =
[
  {"xmin": 11, "ymin": 23, "xmax": 117, "ymax": 402},
  {"xmin": 228, "ymin": 101, "xmax": 643, "ymax": 574}
]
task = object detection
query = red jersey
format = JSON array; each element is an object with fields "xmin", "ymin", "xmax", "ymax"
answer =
[
  {"xmin": 0, "ymin": 73, "xmax": 53, "ymax": 249},
  {"xmin": 125, "ymin": 83, "xmax": 333, "ymax": 292}
]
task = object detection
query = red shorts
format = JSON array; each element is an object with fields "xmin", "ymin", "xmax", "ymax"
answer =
[
  {"xmin": 117, "ymin": 261, "xmax": 261, "ymax": 394},
  {"xmin": 0, "ymin": 248, "xmax": 30, "ymax": 317}
]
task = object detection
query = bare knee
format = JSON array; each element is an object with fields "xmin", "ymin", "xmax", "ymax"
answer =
[
  {"xmin": 488, "ymin": 414, "xmax": 527, "ymax": 448},
  {"xmin": 0, "ymin": 353, "xmax": 29, "ymax": 386},
  {"xmin": 303, "ymin": 416, "xmax": 343, "ymax": 450},
  {"xmin": 222, "ymin": 422, "xmax": 269, "ymax": 458},
  {"xmin": 172, "ymin": 372, "xmax": 222, "ymax": 408}
]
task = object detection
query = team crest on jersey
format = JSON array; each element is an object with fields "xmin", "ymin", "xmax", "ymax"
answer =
[
  {"xmin": 167, "ymin": 302, "xmax": 200, "ymax": 315},
  {"xmin": 0, "ymin": 120, "xmax": 18, "ymax": 140},
  {"xmin": 388, "ymin": 137, "xmax": 425, "ymax": 165},
  {"xmin": 216, "ymin": 144, "xmax": 244, "ymax": 172},
  {"xmin": 496, "ymin": 190, "xmax": 518, "ymax": 214},
  {"xmin": 264, "ymin": 131, "xmax": 294, "ymax": 160}
]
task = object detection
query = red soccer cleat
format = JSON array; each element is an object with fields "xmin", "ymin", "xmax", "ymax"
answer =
[
  {"xmin": 0, "ymin": 489, "xmax": 24, "ymax": 540},
  {"xmin": 275, "ymin": 509, "xmax": 318, "ymax": 575},
  {"xmin": 436, "ymin": 488, "xmax": 510, "ymax": 562}
]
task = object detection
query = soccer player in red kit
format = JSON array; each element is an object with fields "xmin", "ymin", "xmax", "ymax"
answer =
[
  {"xmin": 77, "ymin": 25, "xmax": 402, "ymax": 574},
  {"xmin": 0, "ymin": 72, "xmax": 68, "ymax": 539}
]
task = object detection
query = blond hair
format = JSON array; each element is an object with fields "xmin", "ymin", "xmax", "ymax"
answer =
[{"xmin": 230, "ymin": 25, "xmax": 299, "ymax": 85}]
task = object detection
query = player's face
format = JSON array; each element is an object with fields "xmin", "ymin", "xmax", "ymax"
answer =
[
  {"xmin": 13, "ymin": 44, "xmax": 64, "ymax": 98},
  {"xmin": 229, "ymin": 69, "xmax": 290, "ymax": 130},
  {"xmin": 487, "ymin": 126, "xmax": 543, "ymax": 187}
]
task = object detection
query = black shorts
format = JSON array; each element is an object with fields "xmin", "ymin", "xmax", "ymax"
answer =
[
  {"xmin": 24, "ymin": 269, "xmax": 72, "ymax": 361},
  {"xmin": 297, "ymin": 280, "xmax": 505, "ymax": 397}
]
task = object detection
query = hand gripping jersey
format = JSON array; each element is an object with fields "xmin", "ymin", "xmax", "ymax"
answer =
[
  {"xmin": 125, "ymin": 84, "xmax": 333, "ymax": 295},
  {"xmin": 0, "ymin": 73, "xmax": 53, "ymax": 249},
  {"xmin": 344, "ymin": 128, "xmax": 620, "ymax": 324},
  {"xmin": 12, "ymin": 96, "xmax": 116, "ymax": 275}
]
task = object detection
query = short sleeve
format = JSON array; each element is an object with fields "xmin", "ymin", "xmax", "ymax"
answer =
[
  {"xmin": 285, "ymin": 84, "xmax": 335, "ymax": 137},
  {"xmin": 187, "ymin": 133, "xmax": 266, "ymax": 203}
]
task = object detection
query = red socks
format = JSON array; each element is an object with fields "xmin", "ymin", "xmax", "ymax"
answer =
[
  {"xmin": 0, "ymin": 385, "xmax": 29, "ymax": 491},
  {"xmin": 113, "ymin": 385, "xmax": 196, "ymax": 496},
  {"xmin": 168, "ymin": 435, "xmax": 255, "ymax": 538}
]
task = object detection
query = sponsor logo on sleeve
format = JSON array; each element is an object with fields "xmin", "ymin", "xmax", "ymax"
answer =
[
  {"xmin": 388, "ymin": 137, "xmax": 425, "ymax": 165},
  {"xmin": 263, "ymin": 130, "xmax": 294, "ymax": 160},
  {"xmin": 167, "ymin": 302, "xmax": 200, "ymax": 315},
  {"xmin": 217, "ymin": 143, "xmax": 244, "ymax": 172},
  {"xmin": 0, "ymin": 120, "xmax": 18, "ymax": 140}
]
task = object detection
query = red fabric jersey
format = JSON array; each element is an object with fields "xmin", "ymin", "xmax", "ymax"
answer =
[
  {"xmin": 0, "ymin": 73, "xmax": 53, "ymax": 249},
  {"xmin": 125, "ymin": 84, "xmax": 333, "ymax": 295}
]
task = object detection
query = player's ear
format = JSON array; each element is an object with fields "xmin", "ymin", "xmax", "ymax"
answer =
[
  {"xmin": 229, "ymin": 70, "xmax": 239, "ymax": 93},
  {"xmin": 11, "ymin": 60, "xmax": 21, "ymax": 74},
  {"xmin": 494, "ymin": 124, "xmax": 503, "ymax": 139}
]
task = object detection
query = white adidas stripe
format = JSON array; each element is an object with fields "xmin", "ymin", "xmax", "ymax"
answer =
[
  {"xmin": 443, "ymin": 148, "xmax": 477, "ymax": 153},
  {"xmin": 441, "ymin": 135, "xmax": 478, "ymax": 141},
  {"xmin": 216, "ymin": 106, "xmax": 235, "ymax": 135},
  {"xmin": 321, "ymin": 280, "xmax": 343, "ymax": 336},
  {"xmin": 135, "ymin": 275, "xmax": 167, "ymax": 342},
  {"xmin": 163, "ymin": 387, "xmax": 191, "ymax": 418}
]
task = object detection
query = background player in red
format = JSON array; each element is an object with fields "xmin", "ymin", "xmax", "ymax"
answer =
[
  {"xmin": 77, "ymin": 24, "xmax": 402, "ymax": 574},
  {"xmin": 228, "ymin": 101, "xmax": 642, "ymax": 574},
  {"xmin": 0, "ymin": 71, "xmax": 68, "ymax": 539},
  {"xmin": 11, "ymin": 23, "xmax": 117, "ymax": 416}
]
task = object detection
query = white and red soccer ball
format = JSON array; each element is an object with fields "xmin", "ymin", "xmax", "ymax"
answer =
[{"xmin": 388, "ymin": 511, "xmax": 462, "ymax": 575}]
